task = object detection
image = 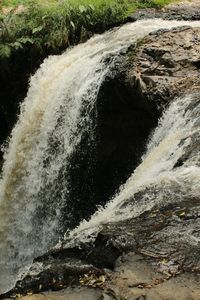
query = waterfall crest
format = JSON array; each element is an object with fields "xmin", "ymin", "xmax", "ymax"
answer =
[{"xmin": 1, "ymin": 19, "xmax": 200, "ymax": 293}]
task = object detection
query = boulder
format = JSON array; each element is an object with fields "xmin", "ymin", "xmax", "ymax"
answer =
[{"xmin": 126, "ymin": 26, "xmax": 200, "ymax": 109}]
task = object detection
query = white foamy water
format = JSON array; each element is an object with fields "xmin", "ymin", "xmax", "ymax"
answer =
[
  {"xmin": 0, "ymin": 19, "xmax": 200, "ymax": 293},
  {"xmin": 64, "ymin": 95, "xmax": 200, "ymax": 246}
]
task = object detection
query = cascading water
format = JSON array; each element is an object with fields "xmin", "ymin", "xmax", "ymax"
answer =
[
  {"xmin": 0, "ymin": 19, "xmax": 200, "ymax": 293},
  {"xmin": 66, "ymin": 94, "xmax": 200, "ymax": 246}
]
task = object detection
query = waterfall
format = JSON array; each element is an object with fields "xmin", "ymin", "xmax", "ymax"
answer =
[
  {"xmin": 0, "ymin": 19, "xmax": 200, "ymax": 293},
  {"xmin": 66, "ymin": 94, "xmax": 200, "ymax": 246}
]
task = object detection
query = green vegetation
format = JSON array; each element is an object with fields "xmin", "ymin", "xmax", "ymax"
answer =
[
  {"xmin": 0, "ymin": 0, "xmax": 130, "ymax": 59},
  {"xmin": 0, "ymin": 0, "xmax": 179, "ymax": 59}
]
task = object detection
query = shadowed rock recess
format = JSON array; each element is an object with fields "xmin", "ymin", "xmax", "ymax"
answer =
[
  {"xmin": 1, "ymin": 24, "xmax": 200, "ymax": 300},
  {"xmin": 66, "ymin": 70, "xmax": 159, "ymax": 225}
]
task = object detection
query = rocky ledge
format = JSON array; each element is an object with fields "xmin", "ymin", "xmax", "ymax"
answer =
[
  {"xmin": 126, "ymin": 26, "xmax": 200, "ymax": 108},
  {"xmin": 2, "ymin": 199, "xmax": 200, "ymax": 300}
]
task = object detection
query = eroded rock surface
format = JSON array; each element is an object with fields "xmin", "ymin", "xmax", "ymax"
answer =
[
  {"xmin": 126, "ymin": 26, "xmax": 200, "ymax": 108},
  {"xmin": 2, "ymin": 197, "xmax": 199, "ymax": 299}
]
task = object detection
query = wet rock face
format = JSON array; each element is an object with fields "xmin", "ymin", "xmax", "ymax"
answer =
[
  {"xmin": 2, "ymin": 199, "xmax": 199, "ymax": 299},
  {"xmin": 95, "ymin": 74, "xmax": 158, "ymax": 204},
  {"xmin": 126, "ymin": 26, "xmax": 200, "ymax": 108}
]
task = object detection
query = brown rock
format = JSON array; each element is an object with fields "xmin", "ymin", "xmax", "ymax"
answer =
[
  {"xmin": 110, "ymin": 253, "xmax": 200, "ymax": 300},
  {"xmin": 127, "ymin": 27, "xmax": 200, "ymax": 109}
]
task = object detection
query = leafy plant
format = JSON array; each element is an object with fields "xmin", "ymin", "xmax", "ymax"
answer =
[{"xmin": 0, "ymin": 0, "xmax": 180, "ymax": 59}]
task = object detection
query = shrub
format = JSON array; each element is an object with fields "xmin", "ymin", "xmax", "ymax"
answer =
[{"xmin": 0, "ymin": 0, "xmax": 179, "ymax": 59}]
